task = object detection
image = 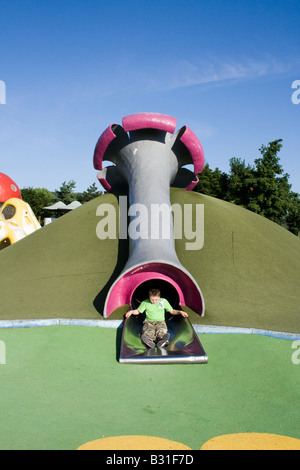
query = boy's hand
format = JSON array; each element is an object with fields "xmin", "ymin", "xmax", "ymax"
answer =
[
  {"xmin": 170, "ymin": 309, "xmax": 188, "ymax": 317},
  {"xmin": 180, "ymin": 311, "xmax": 188, "ymax": 317}
]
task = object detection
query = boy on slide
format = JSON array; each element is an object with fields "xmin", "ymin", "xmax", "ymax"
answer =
[{"xmin": 126, "ymin": 288, "xmax": 188, "ymax": 349}]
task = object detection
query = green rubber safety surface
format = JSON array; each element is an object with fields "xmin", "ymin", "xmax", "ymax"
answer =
[{"xmin": 0, "ymin": 326, "xmax": 299, "ymax": 450}]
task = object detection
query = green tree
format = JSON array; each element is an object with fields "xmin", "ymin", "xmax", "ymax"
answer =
[
  {"xmin": 223, "ymin": 140, "xmax": 294, "ymax": 229},
  {"xmin": 194, "ymin": 139, "xmax": 299, "ymax": 235},
  {"xmin": 78, "ymin": 183, "xmax": 102, "ymax": 203},
  {"xmin": 54, "ymin": 180, "xmax": 77, "ymax": 205},
  {"xmin": 194, "ymin": 163, "xmax": 228, "ymax": 199},
  {"xmin": 226, "ymin": 158, "xmax": 255, "ymax": 207},
  {"xmin": 21, "ymin": 187, "xmax": 57, "ymax": 220},
  {"xmin": 285, "ymin": 192, "xmax": 300, "ymax": 236},
  {"xmin": 250, "ymin": 140, "xmax": 291, "ymax": 224}
]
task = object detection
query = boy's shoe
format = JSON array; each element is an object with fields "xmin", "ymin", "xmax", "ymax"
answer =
[
  {"xmin": 157, "ymin": 333, "xmax": 170, "ymax": 349},
  {"xmin": 141, "ymin": 334, "xmax": 155, "ymax": 349}
]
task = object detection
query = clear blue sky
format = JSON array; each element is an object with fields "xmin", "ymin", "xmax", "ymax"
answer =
[{"xmin": 0, "ymin": 0, "xmax": 299, "ymax": 194}]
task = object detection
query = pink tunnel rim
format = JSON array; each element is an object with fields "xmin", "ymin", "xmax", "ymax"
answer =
[
  {"xmin": 179, "ymin": 126, "xmax": 205, "ymax": 174},
  {"xmin": 122, "ymin": 112, "xmax": 177, "ymax": 133},
  {"xmin": 104, "ymin": 262, "xmax": 204, "ymax": 318},
  {"xmin": 93, "ymin": 124, "xmax": 118, "ymax": 171}
]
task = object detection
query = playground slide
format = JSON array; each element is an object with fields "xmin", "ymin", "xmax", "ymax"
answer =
[
  {"xmin": 94, "ymin": 113, "xmax": 207, "ymax": 363},
  {"xmin": 93, "ymin": 113, "xmax": 206, "ymax": 319},
  {"xmin": 119, "ymin": 312, "xmax": 208, "ymax": 364}
]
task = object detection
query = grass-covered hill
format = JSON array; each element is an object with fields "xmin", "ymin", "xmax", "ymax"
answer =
[{"xmin": 0, "ymin": 188, "xmax": 299, "ymax": 333}]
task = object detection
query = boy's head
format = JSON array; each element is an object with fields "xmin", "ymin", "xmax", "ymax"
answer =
[{"xmin": 149, "ymin": 288, "xmax": 161, "ymax": 304}]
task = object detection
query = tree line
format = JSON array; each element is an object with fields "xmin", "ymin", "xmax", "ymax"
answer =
[
  {"xmin": 20, "ymin": 139, "xmax": 299, "ymax": 235},
  {"xmin": 193, "ymin": 139, "xmax": 299, "ymax": 235},
  {"xmin": 21, "ymin": 181, "xmax": 102, "ymax": 222}
]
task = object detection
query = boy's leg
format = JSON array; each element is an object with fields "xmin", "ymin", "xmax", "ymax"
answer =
[
  {"xmin": 141, "ymin": 320, "xmax": 156, "ymax": 349},
  {"xmin": 156, "ymin": 321, "xmax": 170, "ymax": 348},
  {"xmin": 156, "ymin": 321, "xmax": 168, "ymax": 340}
]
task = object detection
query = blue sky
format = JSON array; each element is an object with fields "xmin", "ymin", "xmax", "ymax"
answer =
[{"xmin": 0, "ymin": 0, "xmax": 299, "ymax": 194}]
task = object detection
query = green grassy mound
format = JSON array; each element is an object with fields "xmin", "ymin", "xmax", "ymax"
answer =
[{"xmin": 0, "ymin": 188, "xmax": 299, "ymax": 333}]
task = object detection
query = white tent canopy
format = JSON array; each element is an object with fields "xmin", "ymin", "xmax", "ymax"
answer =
[{"xmin": 43, "ymin": 201, "xmax": 82, "ymax": 212}]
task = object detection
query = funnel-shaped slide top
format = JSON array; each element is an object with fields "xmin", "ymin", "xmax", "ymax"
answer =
[{"xmin": 93, "ymin": 113, "xmax": 205, "ymax": 317}]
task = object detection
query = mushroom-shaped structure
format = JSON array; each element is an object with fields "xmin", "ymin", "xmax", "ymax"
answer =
[
  {"xmin": 0, "ymin": 173, "xmax": 22, "ymax": 204},
  {"xmin": 94, "ymin": 113, "xmax": 205, "ymax": 318}
]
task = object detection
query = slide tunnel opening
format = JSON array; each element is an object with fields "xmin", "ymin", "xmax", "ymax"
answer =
[
  {"xmin": 131, "ymin": 279, "xmax": 180, "ymax": 310},
  {"xmin": 104, "ymin": 262, "xmax": 204, "ymax": 317}
]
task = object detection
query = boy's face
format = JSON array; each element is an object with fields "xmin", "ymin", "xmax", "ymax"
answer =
[{"xmin": 149, "ymin": 295, "xmax": 160, "ymax": 304}]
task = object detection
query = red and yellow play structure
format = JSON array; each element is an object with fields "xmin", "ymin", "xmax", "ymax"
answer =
[{"xmin": 0, "ymin": 173, "xmax": 40, "ymax": 250}]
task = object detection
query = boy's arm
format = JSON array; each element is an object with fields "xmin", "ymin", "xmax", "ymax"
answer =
[
  {"xmin": 125, "ymin": 309, "xmax": 140, "ymax": 318},
  {"xmin": 169, "ymin": 309, "xmax": 188, "ymax": 318}
]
